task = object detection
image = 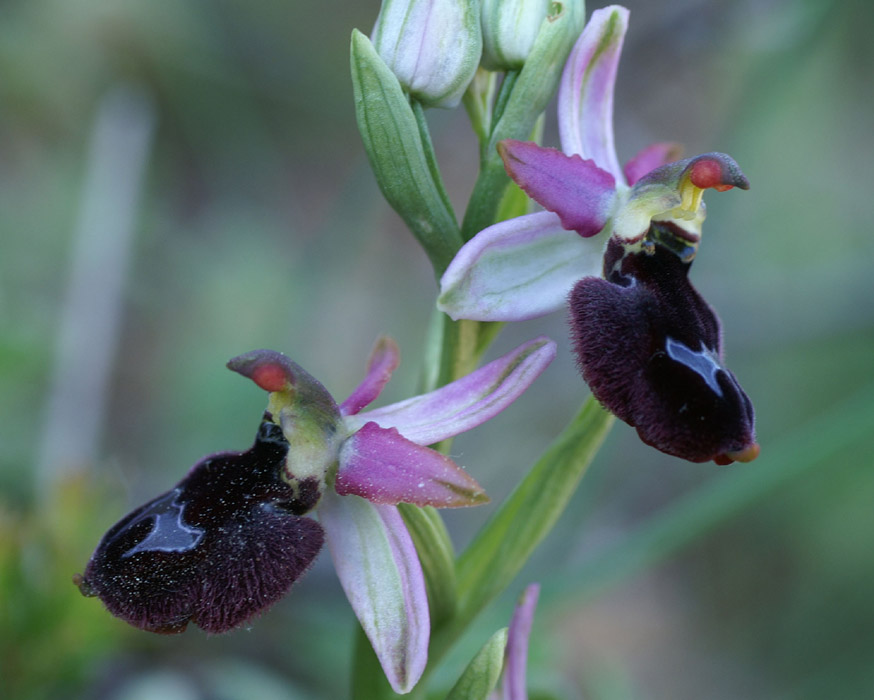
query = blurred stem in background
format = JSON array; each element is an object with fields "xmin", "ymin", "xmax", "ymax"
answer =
[
  {"xmin": 2, "ymin": 84, "xmax": 156, "ymax": 700},
  {"xmin": 36, "ymin": 85, "xmax": 155, "ymax": 495}
]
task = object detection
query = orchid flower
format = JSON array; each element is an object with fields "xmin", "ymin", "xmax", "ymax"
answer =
[
  {"xmin": 438, "ymin": 5, "xmax": 759, "ymax": 465},
  {"xmin": 76, "ymin": 336, "xmax": 555, "ymax": 694}
]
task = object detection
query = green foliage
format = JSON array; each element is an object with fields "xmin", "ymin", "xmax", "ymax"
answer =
[
  {"xmin": 444, "ymin": 627, "xmax": 507, "ymax": 700},
  {"xmin": 350, "ymin": 29, "xmax": 463, "ymax": 276}
]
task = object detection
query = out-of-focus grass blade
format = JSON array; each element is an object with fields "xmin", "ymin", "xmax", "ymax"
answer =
[
  {"xmin": 444, "ymin": 627, "xmax": 507, "ymax": 700},
  {"xmin": 561, "ymin": 382, "xmax": 874, "ymax": 602}
]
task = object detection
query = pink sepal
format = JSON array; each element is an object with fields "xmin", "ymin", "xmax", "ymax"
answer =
[
  {"xmin": 499, "ymin": 140, "xmax": 615, "ymax": 238},
  {"xmin": 336, "ymin": 422, "xmax": 487, "ymax": 507}
]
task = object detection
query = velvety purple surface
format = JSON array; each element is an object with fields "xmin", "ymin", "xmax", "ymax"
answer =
[
  {"xmin": 77, "ymin": 419, "xmax": 325, "ymax": 633},
  {"xmin": 570, "ymin": 236, "xmax": 756, "ymax": 463}
]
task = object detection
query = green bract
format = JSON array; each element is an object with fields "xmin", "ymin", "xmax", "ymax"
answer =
[
  {"xmin": 350, "ymin": 30, "xmax": 463, "ymax": 275},
  {"xmin": 445, "ymin": 627, "xmax": 507, "ymax": 699}
]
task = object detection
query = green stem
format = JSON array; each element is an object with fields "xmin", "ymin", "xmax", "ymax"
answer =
[
  {"xmin": 490, "ymin": 71, "xmax": 520, "ymax": 135},
  {"xmin": 436, "ymin": 315, "xmax": 482, "ymax": 388}
]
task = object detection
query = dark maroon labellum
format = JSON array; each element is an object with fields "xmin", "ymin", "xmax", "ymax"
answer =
[
  {"xmin": 75, "ymin": 417, "xmax": 325, "ymax": 633},
  {"xmin": 569, "ymin": 227, "xmax": 757, "ymax": 463}
]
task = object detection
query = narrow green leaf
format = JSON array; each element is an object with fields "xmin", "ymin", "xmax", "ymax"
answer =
[
  {"xmin": 350, "ymin": 29, "xmax": 463, "ymax": 275},
  {"xmin": 562, "ymin": 382, "xmax": 874, "ymax": 603},
  {"xmin": 399, "ymin": 504, "xmax": 457, "ymax": 628},
  {"xmin": 462, "ymin": 0, "xmax": 587, "ymax": 240},
  {"xmin": 445, "ymin": 628, "xmax": 508, "ymax": 700},
  {"xmin": 456, "ymin": 397, "xmax": 612, "ymax": 622}
]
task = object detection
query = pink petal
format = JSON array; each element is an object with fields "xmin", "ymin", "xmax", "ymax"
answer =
[
  {"xmin": 498, "ymin": 140, "xmax": 616, "ymax": 238},
  {"xmin": 336, "ymin": 422, "xmax": 488, "ymax": 507},
  {"xmin": 438, "ymin": 211, "xmax": 603, "ymax": 322},
  {"xmin": 319, "ymin": 493, "xmax": 429, "ymax": 694},
  {"xmin": 500, "ymin": 584, "xmax": 540, "ymax": 700},
  {"xmin": 558, "ymin": 5, "xmax": 629, "ymax": 182},
  {"xmin": 623, "ymin": 142, "xmax": 684, "ymax": 186},
  {"xmin": 340, "ymin": 336, "xmax": 401, "ymax": 416},
  {"xmin": 345, "ymin": 337, "xmax": 556, "ymax": 445}
]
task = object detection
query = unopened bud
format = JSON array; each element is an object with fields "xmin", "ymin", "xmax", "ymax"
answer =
[
  {"xmin": 481, "ymin": 0, "xmax": 551, "ymax": 71},
  {"xmin": 371, "ymin": 0, "xmax": 482, "ymax": 108}
]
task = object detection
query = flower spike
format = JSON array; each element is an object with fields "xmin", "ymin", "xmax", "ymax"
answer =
[{"xmin": 439, "ymin": 6, "xmax": 759, "ymax": 464}]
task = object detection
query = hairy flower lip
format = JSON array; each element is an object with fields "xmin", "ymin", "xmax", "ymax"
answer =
[
  {"xmin": 572, "ymin": 237, "xmax": 757, "ymax": 465},
  {"xmin": 75, "ymin": 419, "xmax": 326, "ymax": 635}
]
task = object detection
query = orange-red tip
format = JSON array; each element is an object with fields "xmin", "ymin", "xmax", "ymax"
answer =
[
  {"xmin": 715, "ymin": 442, "xmax": 760, "ymax": 465},
  {"xmin": 251, "ymin": 363, "xmax": 290, "ymax": 393}
]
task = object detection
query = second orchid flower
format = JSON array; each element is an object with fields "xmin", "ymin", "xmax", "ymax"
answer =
[
  {"xmin": 76, "ymin": 336, "xmax": 555, "ymax": 694},
  {"xmin": 438, "ymin": 5, "xmax": 759, "ymax": 465}
]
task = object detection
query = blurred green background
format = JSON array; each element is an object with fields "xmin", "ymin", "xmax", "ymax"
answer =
[{"xmin": 2, "ymin": 0, "xmax": 873, "ymax": 698}]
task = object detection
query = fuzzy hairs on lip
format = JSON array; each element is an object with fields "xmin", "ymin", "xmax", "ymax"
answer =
[
  {"xmin": 75, "ymin": 418, "xmax": 325, "ymax": 634},
  {"xmin": 569, "ymin": 235, "xmax": 757, "ymax": 464}
]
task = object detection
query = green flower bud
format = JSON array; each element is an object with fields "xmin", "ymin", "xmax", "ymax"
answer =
[
  {"xmin": 371, "ymin": 0, "xmax": 482, "ymax": 108},
  {"xmin": 481, "ymin": 0, "xmax": 551, "ymax": 71}
]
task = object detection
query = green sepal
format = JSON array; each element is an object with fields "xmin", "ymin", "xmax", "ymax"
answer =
[
  {"xmin": 462, "ymin": 0, "xmax": 587, "ymax": 240},
  {"xmin": 398, "ymin": 503, "xmax": 457, "ymax": 628},
  {"xmin": 351, "ymin": 29, "xmax": 464, "ymax": 276},
  {"xmin": 444, "ymin": 627, "xmax": 508, "ymax": 700}
]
